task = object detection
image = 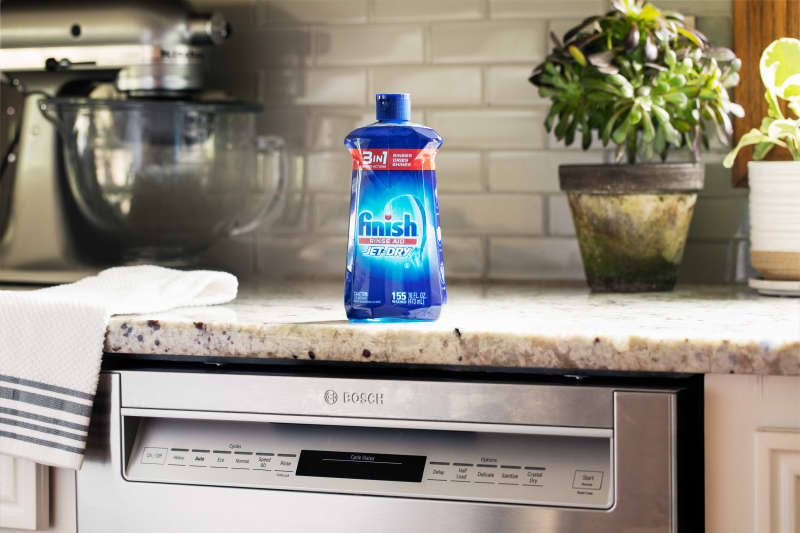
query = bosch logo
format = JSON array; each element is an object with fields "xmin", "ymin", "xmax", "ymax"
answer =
[
  {"xmin": 323, "ymin": 389, "xmax": 384, "ymax": 406},
  {"xmin": 324, "ymin": 390, "xmax": 338, "ymax": 405}
]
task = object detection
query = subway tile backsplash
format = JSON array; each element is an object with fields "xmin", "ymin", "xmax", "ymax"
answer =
[{"xmin": 196, "ymin": 0, "xmax": 749, "ymax": 284}]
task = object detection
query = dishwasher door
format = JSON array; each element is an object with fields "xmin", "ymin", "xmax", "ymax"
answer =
[{"xmin": 77, "ymin": 370, "xmax": 681, "ymax": 533}]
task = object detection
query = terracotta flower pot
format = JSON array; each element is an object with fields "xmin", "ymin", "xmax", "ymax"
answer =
[
  {"xmin": 559, "ymin": 163, "xmax": 705, "ymax": 292},
  {"xmin": 748, "ymin": 161, "xmax": 800, "ymax": 280}
]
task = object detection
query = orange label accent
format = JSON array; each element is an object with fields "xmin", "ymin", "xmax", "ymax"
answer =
[{"xmin": 350, "ymin": 148, "xmax": 437, "ymax": 171}]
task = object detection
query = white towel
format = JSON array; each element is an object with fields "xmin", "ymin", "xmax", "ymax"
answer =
[{"xmin": 0, "ymin": 266, "xmax": 237, "ymax": 469}]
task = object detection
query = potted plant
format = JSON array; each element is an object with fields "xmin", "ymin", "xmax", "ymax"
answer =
[
  {"xmin": 724, "ymin": 38, "xmax": 800, "ymax": 281},
  {"xmin": 530, "ymin": 0, "xmax": 743, "ymax": 292}
]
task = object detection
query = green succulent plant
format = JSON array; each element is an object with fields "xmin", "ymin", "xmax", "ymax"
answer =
[{"xmin": 530, "ymin": 0, "xmax": 743, "ymax": 164}]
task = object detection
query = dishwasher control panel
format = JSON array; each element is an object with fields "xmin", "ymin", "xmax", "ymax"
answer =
[{"xmin": 125, "ymin": 417, "xmax": 613, "ymax": 508}]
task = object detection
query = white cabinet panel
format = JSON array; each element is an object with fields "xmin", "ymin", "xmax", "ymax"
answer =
[
  {"xmin": 0, "ymin": 455, "xmax": 48, "ymax": 530},
  {"xmin": 705, "ymin": 374, "xmax": 800, "ymax": 533},
  {"xmin": 755, "ymin": 429, "xmax": 800, "ymax": 533}
]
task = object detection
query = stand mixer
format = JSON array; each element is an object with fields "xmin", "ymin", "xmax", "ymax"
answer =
[{"xmin": 0, "ymin": 0, "xmax": 283, "ymax": 283}]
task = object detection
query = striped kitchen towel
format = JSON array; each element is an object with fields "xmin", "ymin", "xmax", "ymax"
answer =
[{"xmin": 0, "ymin": 266, "xmax": 237, "ymax": 469}]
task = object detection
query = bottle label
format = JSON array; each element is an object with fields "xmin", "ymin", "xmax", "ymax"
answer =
[
  {"xmin": 356, "ymin": 195, "xmax": 424, "ymax": 258},
  {"xmin": 349, "ymin": 148, "xmax": 437, "ymax": 171}
]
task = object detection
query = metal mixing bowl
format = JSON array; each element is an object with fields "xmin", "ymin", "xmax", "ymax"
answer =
[{"xmin": 40, "ymin": 97, "xmax": 283, "ymax": 261}]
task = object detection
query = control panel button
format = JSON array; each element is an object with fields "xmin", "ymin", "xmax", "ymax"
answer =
[
  {"xmin": 167, "ymin": 449, "xmax": 188, "ymax": 466},
  {"xmin": 275, "ymin": 453, "xmax": 297, "ymax": 477},
  {"xmin": 211, "ymin": 451, "xmax": 231, "ymax": 468},
  {"xmin": 190, "ymin": 450, "xmax": 211, "ymax": 467},
  {"xmin": 141, "ymin": 447, "xmax": 167, "ymax": 465},
  {"xmin": 572, "ymin": 470, "xmax": 603, "ymax": 490},
  {"xmin": 275, "ymin": 454, "xmax": 296, "ymax": 470},
  {"xmin": 474, "ymin": 463, "xmax": 497, "ymax": 483},
  {"xmin": 450, "ymin": 462, "xmax": 474, "ymax": 483},
  {"xmin": 425, "ymin": 461, "xmax": 450, "ymax": 482},
  {"xmin": 254, "ymin": 453, "xmax": 274, "ymax": 470},
  {"xmin": 523, "ymin": 467, "xmax": 545, "ymax": 486},
  {"xmin": 498, "ymin": 465, "xmax": 522, "ymax": 484},
  {"xmin": 232, "ymin": 452, "xmax": 253, "ymax": 468}
]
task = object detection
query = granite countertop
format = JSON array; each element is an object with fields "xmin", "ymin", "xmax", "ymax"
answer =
[{"xmin": 103, "ymin": 281, "xmax": 800, "ymax": 376}]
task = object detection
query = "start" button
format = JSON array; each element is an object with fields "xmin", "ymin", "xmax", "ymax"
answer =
[{"xmin": 572, "ymin": 470, "xmax": 603, "ymax": 490}]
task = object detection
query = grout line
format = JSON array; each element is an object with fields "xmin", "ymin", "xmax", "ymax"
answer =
[
  {"xmin": 482, "ymin": 235, "xmax": 491, "ymax": 280},
  {"xmin": 365, "ymin": 67, "xmax": 373, "ymax": 103},
  {"xmin": 541, "ymin": 193, "xmax": 550, "ymax": 236},
  {"xmin": 365, "ymin": 0, "xmax": 375, "ymax": 23},
  {"xmin": 423, "ymin": 22, "xmax": 433, "ymax": 65},
  {"xmin": 480, "ymin": 0, "xmax": 490, "ymax": 19},
  {"xmin": 480, "ymin": 65, "xmax": 488, "ymax": 106},
  {"xmin": 480, "ymin": 150, "xmax": 489, "ymax": 192},
  {"xmin": 310, "ymin": 24, "xmax": 319, "ymax": 68}
]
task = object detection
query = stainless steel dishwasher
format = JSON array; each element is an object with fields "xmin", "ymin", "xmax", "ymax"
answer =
[{"xmin": 77, "ymin": 368, "xmax": 703, "ymax": 532}]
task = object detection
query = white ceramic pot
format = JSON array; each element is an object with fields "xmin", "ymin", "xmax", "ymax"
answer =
[{"xmin": 748, "ymin": 161, "xmax": 800, "ymax": 280}]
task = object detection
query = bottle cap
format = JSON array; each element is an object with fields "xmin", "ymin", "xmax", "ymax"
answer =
[{"xmin": 376, "ymin": 93, "xmax": 410, "ymax": 122}]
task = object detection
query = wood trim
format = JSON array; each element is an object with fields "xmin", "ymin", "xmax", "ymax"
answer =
[{"xmin": 732, "ymin": 0, "xmax": 800, "ymax": 187}]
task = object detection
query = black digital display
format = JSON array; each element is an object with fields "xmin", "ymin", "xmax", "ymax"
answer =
[{"xmin": 295, "ymin": 450, "xmax": 426, "ymax": 482}]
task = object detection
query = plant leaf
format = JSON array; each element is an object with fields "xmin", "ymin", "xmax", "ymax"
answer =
[
  {"xmin": 641, "ymin": 110, "xmax": 656, "ymax": 141},
  {"xmin": 612, "ymin": 120, "xmax": 629, "ymax": 145},
  {"xmin": 765, "ymin": 89, "xmax": 784, "ymax": 119},
  {"xmin": 582, "ymin": 121, "xmax": 593, "ymax": 150},
  {"xmin": 723, "ymin": 129, "xmax": 783, "ymax": 168},
  {"xmin": 583, "ymin": 79, "xmax": 623, "ymax": 95},
  {"xmin": 766, "ymin": 118, "xmax": 800, "ymax": 140},
  {"xmin": 563, "ymin": 16, "xmax": 601, "ymax": 43},
  {"xmin": 669, "ymin": 73, "xmax": 686, "ymax": 87},
  {"xmin": 722, "ymin": 72, "xmax": 740, "ymax": 89},
  {"xmin": 706, "ymin": 47, "xmax": 736, "ymax": 62},
  {"xmin": 606, "ymin": 74, "xmax": 635, "ymax": 97},
  {"xmin": 625, "ymin": 24, "xmax": 640, "ymax": 50},
  {"xmin": 725, "ymin": 101, "xmax": 745, "ymax": 118},
  {"xmin": 597, "ymin": 65, "xmax": 621, "ymax": 74},
  {"xmin": 645, "ymin": 62, "xmax": 668, "ymax": 72},
  {"xmin": 588, "ymin": 50, "xmax": 615, "ymax": 67},
  {"xmin": 568, "ymin": 45, "xmax": 588, "ymax": 67},
  {"xmin": 699, "ymin": 88, "xmax": 717, "ymax": 100},
  {"xmin": 662, "ymin": 10, "xmax": 685, "ymax": 21},
  {"xmin": 651, "ymin": 104, "xmax": 670, "ymax": 124},
  {"xmin": 677, "ymin": 26, "xmax": 702, "ymax": 47},
  {"xmin": 663, "ymin": 92, "xmax": 688, "ymax": 106},
  {"xmin": 550, "ymin": 31, "xmax": 563, "ymax": 49},
  {"xmin": 603, "ymin": 105, "xmax": 630, "ymax": 144},
  {"xmin": 760, "ymin": 37, "xmax": 800, "ymax": 101},
  {"xmin": 664, "ymin": 122, "xmax": 682, "ymax": 145},
  {"xmin": 673, "ymin": 118, "xmax": 692, "ymax": 132},
  {"xmin": 644, "ymin": 33, "xmax": 658, "ymax": 62},
  {"xmin": 610, "ymin": 0, "xmax": 626, "ymax": 13},
  {"xmin": 655, "ymin": 123, "xmax": 667, "ymax": 154},
  {"xmin": 627, "ymin": 105, "xmax": 643, "ymax": 125},
  {"xmin": 753, "ymin": 141, "xmax": 775, "ymax": 160},
  {"xmin": 640, "ymin": 3, "xmax": 660, "ymax": 20}
]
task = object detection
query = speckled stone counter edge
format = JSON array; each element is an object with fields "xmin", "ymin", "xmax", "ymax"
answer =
[{"xmin": 103, "ymin": 319, "xmax": 800, "ymax": 376}]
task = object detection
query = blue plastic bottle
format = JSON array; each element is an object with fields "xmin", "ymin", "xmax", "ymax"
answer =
[{"xmin": 344, "ymin": 93, "xmax": 445, "ymax": 321}]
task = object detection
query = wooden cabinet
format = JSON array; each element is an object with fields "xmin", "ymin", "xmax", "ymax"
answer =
[
  {"xmin": 705, "ymin": 374, "xmax": 800, "ymax": 533},
  {"xmin": 0, "ymin": 458, "xmax": 75, "ymax": 532}
]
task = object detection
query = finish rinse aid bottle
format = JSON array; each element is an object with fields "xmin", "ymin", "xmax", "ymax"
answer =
[{"xmin": 344, "ymin": 93, "xmax": 445, "ymax": 321}]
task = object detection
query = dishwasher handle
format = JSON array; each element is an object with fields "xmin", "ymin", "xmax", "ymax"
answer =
[{"xmin": 119, "ymin": 407, "xmax": 613, "ymax": 439}]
